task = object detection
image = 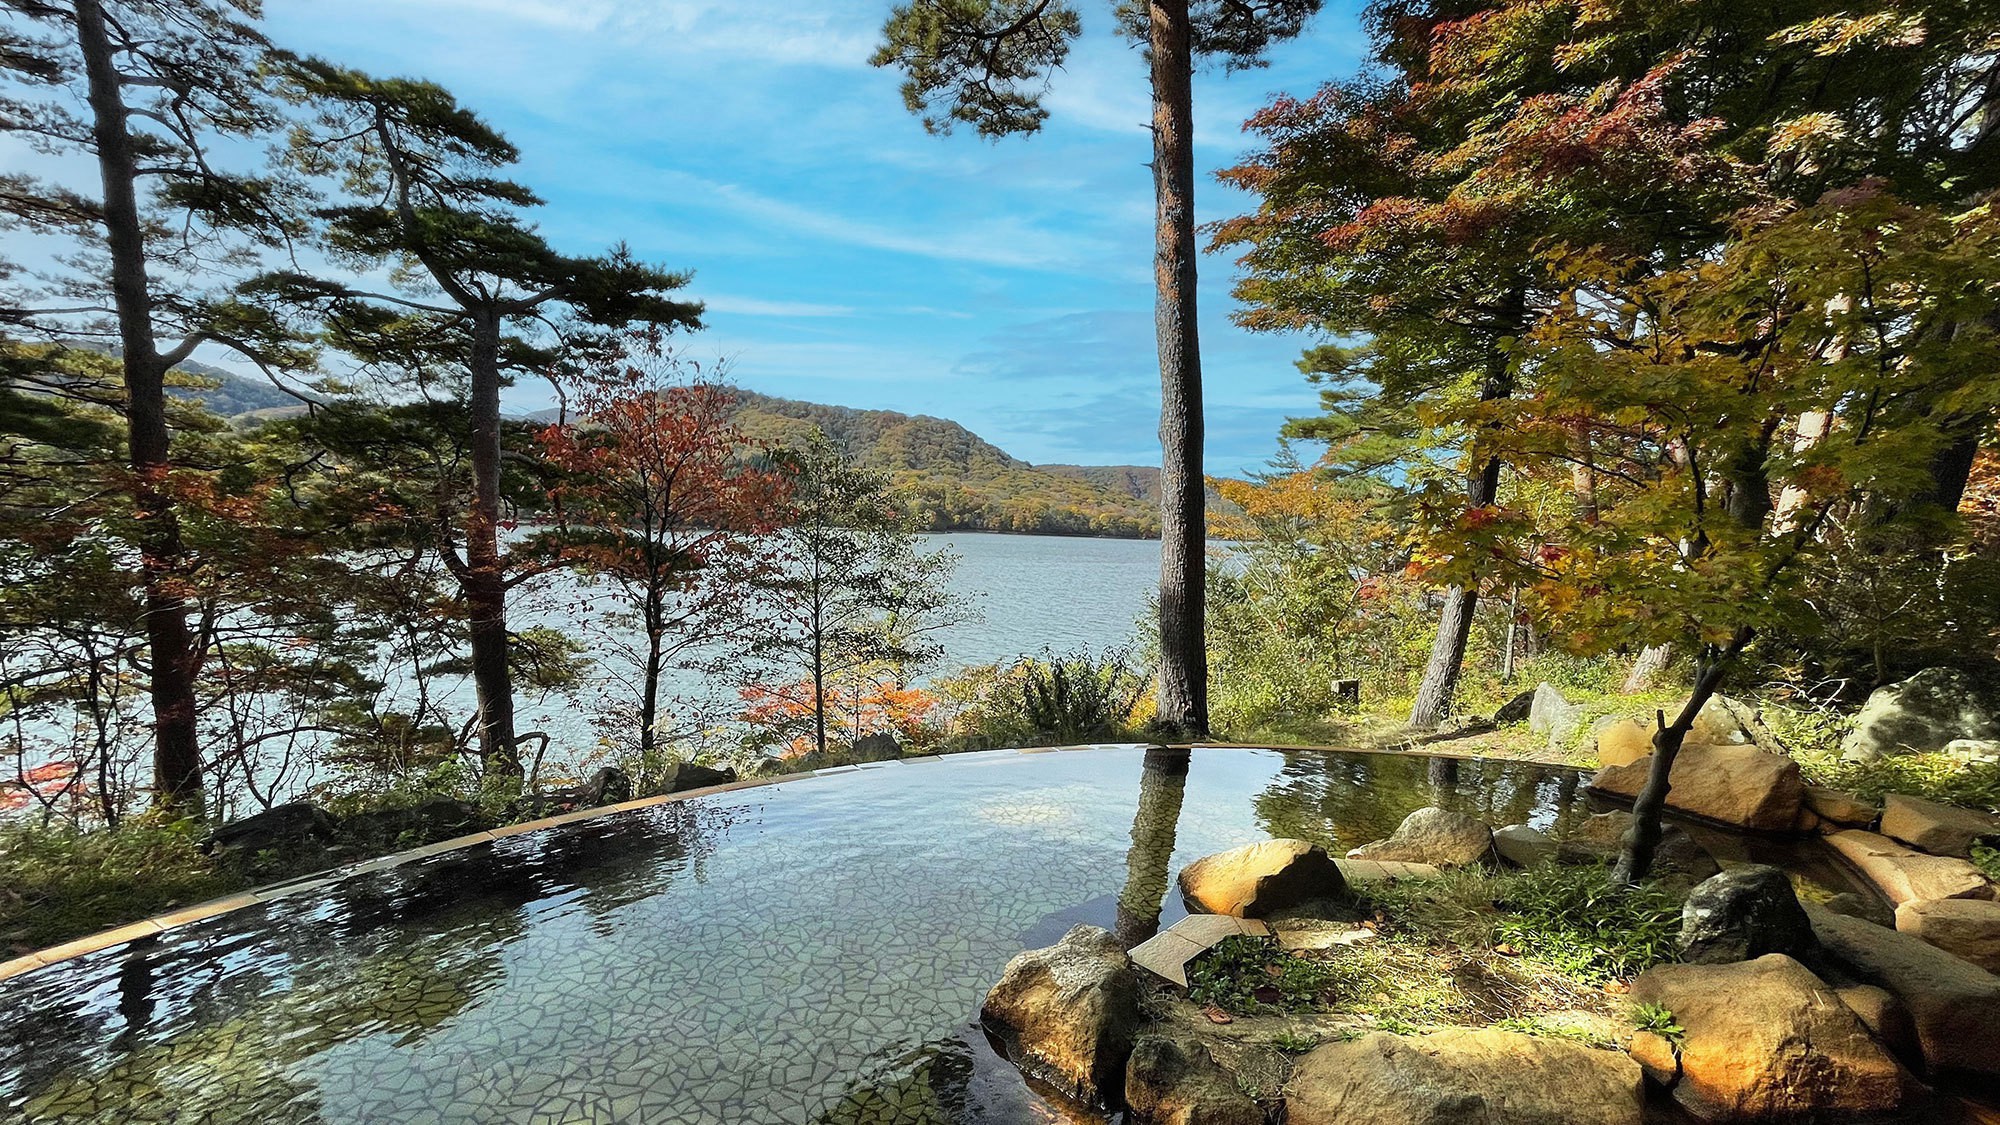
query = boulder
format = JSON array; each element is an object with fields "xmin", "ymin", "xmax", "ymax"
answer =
[
  {"xmin": 1945, "ymin": 738, "xmax": 2000, "ymax": 763},
  {"xmin": 1832, "ymin": 983, "xmax": 1920, "ymax": 1066},
  {"xmin": 1879, "ymin": 793, "xmax": 2000, "ymax": 859},
  {"xmin": 1895, "ymin": 898, "xmax": 2000, "ymax": 974},
  {"xmin": 1589, "ymin": 744, "xmax": 1805, "ymax": 831},
  {"xmin": 1626, "ymin": 1030, "xmax": 1678, "ymax": 1086},
  {"xmin": 335, "ymin": 798, "xmax": 485, "ymax": 851},
  {"xmin": 1630, "ymin": 954, "xmax": 1916, "ymax": 1121},
  {"xmin": 1823, "ymin": 830, "xmax": 1995, "ymax": 906},
  {"xmin": 1347, "ymin": 807, "xmax": 1493, "ymax": 867},
  {"xmin": 1821, "ymin": 892, "xmax": 1896, "ymax": 929},
  {"xmin": 1123, "ymin": 1033, "xmax": 1264, "ymax": 1125},
  {"xmin": 1530, "ymin": 683, "xmax": 1586, "ymax": 749},
  {"xmin": 1807, "ymin": 905, "xmax": 2000, "ymax": 1080},
  {"xmin": 1589, "ymin": 716, "xmax": 1655, "ymax": 768},
  {"xmin": 1558, "ymin": 811, "xmax": 1721, "ymax": 881},
  {"xmin": 1689, "ymin": 695, "xmax": 1760, "ymax": 747},
  {"xmin": 1284, "ymin": 1028, "xmax": 1643, "ymax": 1125},
  {"xmin": 660, "ymin": 760, "xmax": 738, "ymax": 795},
  {"xmin": 1493, "ymin": 823, "xmax": 1558, "ymax": 869},
  {"xmin": 575, "ymin": 766, "xmax": 632, "ymax": 807},
  {"xmin": 1841, "ymin": 668, "xmax": 2000, "ymax": 760},
  {"xmin": 1805, "ymin": 787, "xmax": 1880, "ymax": 829},
  {"xmin": 981, "ymin": 924, "xmax": 1140, "ymax": 1108},
  {"xmin": 1494, "ymin": 689, "xmax": 1536, "ymax": 725},
  {"xmin": 850, "ymin": 731, "xmax": 901, "ymax": 762},
  {"xmin": 202, "ymin": 801, "xmax": 335, "ymax": 854},
  {"xmin": 1178, "ymin": 840, "xmax": 1349, "ymax": 919},
  {"xmin": 1680, "ymin": 865, "xmax": 1818, "ymax": 965}
]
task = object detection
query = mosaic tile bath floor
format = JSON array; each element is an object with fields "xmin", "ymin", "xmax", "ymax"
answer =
[{"xmin": 0, "ymin": 747, "xmax": 1630, "ymax": 1123}]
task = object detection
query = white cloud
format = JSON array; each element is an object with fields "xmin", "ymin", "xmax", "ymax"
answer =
[
  {"xmin": 657, "ymin": 171, "xmax": 1115, "ymax": 274},
  {"xmin": 702, "ymin": 294, "xmax": 855, "ymax": 318}
]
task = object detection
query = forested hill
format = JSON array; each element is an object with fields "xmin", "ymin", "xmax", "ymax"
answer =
[
  {"xmin": 173, "ymin": 370, "xmax": 1176, "ymax": 538},
  {"xmin": 728, "ymin": 391, "xmax": 1163, "ymax": 537}
]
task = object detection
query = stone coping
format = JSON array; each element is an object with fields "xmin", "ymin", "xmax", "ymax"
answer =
[{"xmin": 0, "ymin": 740, "xmax": 1579, "ymax": 985}]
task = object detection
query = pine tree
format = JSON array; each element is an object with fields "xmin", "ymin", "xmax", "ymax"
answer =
[
  {"xmin": 0, "ymin": 0, "xmax": 308, "ymax": 813},
  {"xmin": 257, "ymin": 62, "xmax": 701, "ymax": 782},
  {"xmin": 873, "ymin": 0, "xmax": 1326, "ymax": 737}
]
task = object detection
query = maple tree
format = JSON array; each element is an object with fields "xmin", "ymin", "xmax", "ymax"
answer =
[
  {"xmin": 874, "ymin": 0, "xmax": 1328, "ymax": 737},
  {"xmin": 539, "ymin": 342, "xmax": 787, "ymax": 760}
]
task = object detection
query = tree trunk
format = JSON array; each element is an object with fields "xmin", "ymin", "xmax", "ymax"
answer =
[
  {"xmin": 1409, "ymin": 446, "xmax": 1504, "ymax": 727},
  {"xmin": 1622, "ymin": 644, "xmax": 1673, "ymax": 694},
  {"xmin": 464, "ymin": 313, "xmax": 519, "ymax": 778},
  {"xmin": 76, "ymin": 0, "xmax": 204, "ymax": 814},
  {"xmin": 1614, "ymin": 631, "xmax": 1750, "ymax": 884},
  {"xmin": 811, "ymin": 607, "xmax": 828, "ymax": 758},
  {"xmin": 639, "ymin": 626, "xmax": 663, "ymax": 759},
  {"xmin": 1149, "ymin": 0, "xmax": 1207, "ymax": 739},
  {"xmin": 1408, "ymin": 301, "xmax": 1519, "ymax": 731}
]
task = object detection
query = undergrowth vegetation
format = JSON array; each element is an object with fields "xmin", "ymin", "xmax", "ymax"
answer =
[
  {"xmin": 1184, "ymin": 865, "xmax": 1686, "ymax": 1037},
  {"xmin": 0, "ymin": 819, "xmax": 248, "ymax": 952}
]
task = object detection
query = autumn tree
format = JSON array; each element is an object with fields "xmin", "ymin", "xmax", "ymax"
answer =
[
  {"xmin": 1420, "ymin": 189, "xmax": 2000, "ymax": 881},
  {"xmin": 259, "ymin": 62, "xmax": 702, "ymax": 783},
  {"xmin": 1214, "ymin": 2, "xmax": 1759, "ymax": 727},
  {"xmin": 539, "ymin": 343, "xmax": 786, "ymax": 760},
  {"xmin": 0, "ymin": 0, "xmax": 309, "ymax": 812},
  {"xmin": 873, "ymin": 0, "xmax": 1327, "ymax": 737},
  {"xmin": 749, "ymin": 430, "xmax": 965, "ymax": 759}
]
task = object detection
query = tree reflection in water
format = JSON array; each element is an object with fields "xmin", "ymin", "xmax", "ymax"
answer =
[{"xmin": 1114, "ymin": 747, "xmax": 1192, "ymax": 945}]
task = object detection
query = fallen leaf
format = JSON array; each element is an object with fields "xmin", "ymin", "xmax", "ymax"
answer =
[{"xmin": 1203, "ymin": 1006, "xmax": 1235, "ymax": 1025}]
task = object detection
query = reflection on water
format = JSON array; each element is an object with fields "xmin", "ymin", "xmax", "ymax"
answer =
[
  {"xmin": 1253, "ymin": 750, "xmax": 1595, "ymax": 851},
  {"xmin": 0, "ymin": 747, "xmax": 1860, "ymax": 1124},
  {"xmin": 1114, "ymin": 748, "xmax": 1191, "ymax": 945}
]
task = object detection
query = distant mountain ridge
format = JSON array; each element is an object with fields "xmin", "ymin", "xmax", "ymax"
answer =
[
  {"xmin": 726, "ymin": 391, "xmax": 1163, "ymax": 537},
  {"xmin": 173, "ymin": 368, "xmax": 1173, "ymax": 539}
]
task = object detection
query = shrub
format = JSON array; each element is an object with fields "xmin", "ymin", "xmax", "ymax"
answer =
[
  {"xmin": 1012, "ymin": 645, "xmax": 1147, "ymax": 742},
  {"xmin": 1789, "ymin": 747, "xmax": 2000, "ymax": 813},
  {"xmin": 1186, "ymin": 934, "xmax": 1345, "ymax": 1014}
]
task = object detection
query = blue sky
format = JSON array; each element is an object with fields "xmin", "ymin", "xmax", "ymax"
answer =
[{"xmin": 262, "ymin": 0, "xmax": 1371, "ymax": 473}]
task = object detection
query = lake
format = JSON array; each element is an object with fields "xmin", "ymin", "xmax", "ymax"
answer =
[{"xmin": 920, "ymin": 533, "xmax": 1159, "ymax": 666}]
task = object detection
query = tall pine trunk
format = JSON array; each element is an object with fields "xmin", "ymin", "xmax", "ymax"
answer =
[
  {"xmin": 76, "ymin": 0, "xmax": 204, "ymax": 813},
  {"xmin": 464, "ymin": 314, "xmax": 519, "ymax": 778},
  {"xmin": 1149, "ymin": 0, "xmax": 1207, "ymax": 738}
]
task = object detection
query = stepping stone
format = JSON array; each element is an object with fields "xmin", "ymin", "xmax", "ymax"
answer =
[
  {"xmin": 1129, "ymin": 915, "xmax": 1270, "ymax": 987},
  {"xmin": 1880, "ymin": 793, "xmax": 2000, "ymax": 859},
  {"xmin": 1825, "ymin": 829, "xmax": 1995, "ymax": 906}
]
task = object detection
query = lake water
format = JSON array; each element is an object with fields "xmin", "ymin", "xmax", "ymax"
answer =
[{"xmin": 921, "ymin": 533, "xmax": 1159, "ymax": 666}]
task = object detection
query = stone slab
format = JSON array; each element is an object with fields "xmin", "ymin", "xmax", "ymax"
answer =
[{"xmin": 1825, "ymin": 830, "xmax": 1995, "ymax": 906}]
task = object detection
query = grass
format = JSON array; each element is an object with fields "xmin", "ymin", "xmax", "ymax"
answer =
[
  {"xmin": 1788, "ymin": 745, "xmax": 2000, "ymax": 813},
  {"xmin": 1629, "ymin": 1001, "xmax": 1685, "ymax": 1046},
  {"xmin": 1182, "ymin": 865, "xmax": 1686, "ymax": 1040},
  {"xmin": 1366, "ymin": 864, "xmax": 1685, "ymax": 982},
  {"xmin": 0, "ymin": 817, "xmax": 250, "ymax": 953}
]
